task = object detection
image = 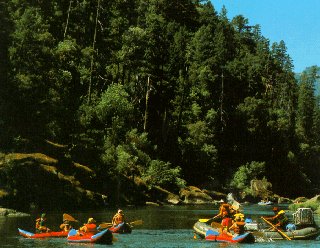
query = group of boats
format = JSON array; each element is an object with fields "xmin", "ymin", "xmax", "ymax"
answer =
[
  {"xmin": 18, "ymin": 219, "xmax": 135, "ymax": 244},
  {"xmin": 18, "ymin": 207, "xmax": 320, "ymax": 244},
  {"xmin": 193, "ymin": 207, "xmax": 320, "ymax": 243}
]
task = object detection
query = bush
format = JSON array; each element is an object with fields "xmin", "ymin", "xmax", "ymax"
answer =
[
  {"xmin": 142, "ymin": 160, "xmax": 186, "ymax": 192},
  {"xmin": 230, "ymin": 161, "xmax": 266, "ymax": 193}
]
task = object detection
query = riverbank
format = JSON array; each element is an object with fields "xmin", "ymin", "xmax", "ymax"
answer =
[
  {"xmin": 0, "ymin": 207, "xmax": 29, "ymax": 217},
  {"xmin": 289, "ymin": 195, "xmax": 320, "ymax": 214}
]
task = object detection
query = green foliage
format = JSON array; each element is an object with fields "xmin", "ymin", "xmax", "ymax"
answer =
[
  {"xmin": 230, "ymin": 161, "xmax": 266, "ymax": 192},
  {"xmin": 142, "ymin": 160, "xmax": 185, "ymax": 191},
  {"xmin": 237, "ymin": 97, "xmax": 267, "ymax": 133},
  {"xmin": 96, "ymin": 84, "xmax": 134, "ymax": 123},
  {"xmin": 1, "ymin": 0, "xmax": 320, "ymax": 201}
]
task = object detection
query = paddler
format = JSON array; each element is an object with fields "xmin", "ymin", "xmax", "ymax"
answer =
[
  {"xmin": 112, "ymin": 209, "xmax": 125, "ymax": 226},
  {"xmin": 60, "ymin": 220, "xmax": 72, "ymax": 232},
  {"xmin": 79, "ymin": 218, "xmax": 97, "ymax": 234},
  {"xmin": 35, "ymin": 213, "xmax": 51, "ymax": 233},
  {"xmin": 213, "ymin": 199, "xmax": 232, "ymax": 221},
  {"xmin": 264, "ymin": 207, "xmax": 289, "ymax": 230},
  {"xmin": 229, "ymin": 215, "xmax": 246, "ymax": 236},
  {"xmin": 212, "ymin": 199, "xmax": 233, "ymax": 233}
]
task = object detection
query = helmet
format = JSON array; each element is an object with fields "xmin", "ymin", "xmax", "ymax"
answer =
[
  {"xmin": 87, "ymin": 218, "xmax": 96, "ymax": 224},
  {"xmin": 234, "ymin": 213, "xmax": 244, "ymax": 218},
  {"xmin": 118, "ymin": 209, "xmax": 123, "ymax": 214},
  {"xmin": 278, "ymin": 210, "xmax": 285, "ymax": 215},
  {"xmin": 235, "ymin": 216, "xmax": 242, "ymax": 221},
  {"xmin": 41, "ymin": 213, "xmax": 46, "ymax": 218},
  {"xmin": 220, "ymin": 199, "xmax": 225, "ymax": 203}
]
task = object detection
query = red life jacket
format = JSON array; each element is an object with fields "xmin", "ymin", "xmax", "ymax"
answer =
[
  {"xmin": 221, "ymin": 218, "xmax": 233, "ymax": 228},
  {"xmin": 85, "ymin": 223, "xmax": 97, "ymax": 233}
]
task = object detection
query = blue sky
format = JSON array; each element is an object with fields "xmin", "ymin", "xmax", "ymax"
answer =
[{"xmin": 210, "ymin": 0, "xmax": 320, "ymax": 73}]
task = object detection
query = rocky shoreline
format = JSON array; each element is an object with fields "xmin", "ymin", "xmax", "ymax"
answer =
[{"xmin": 0, "ymin": 207, "xmax": 29, "ymax": 217}]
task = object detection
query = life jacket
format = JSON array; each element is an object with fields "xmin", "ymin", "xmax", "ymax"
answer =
[
  {"xmin": 233, "ymin": 221, "xmax": 245, "ymax": 234},
  {"xmin": 277, "ymin": 215, "xmax": 289, "ymax": 229},
  {"xmin": 35, "ymin": 218, "xmax": 41, "ymax": 229},
  {"xmin": 35, "ymin": 218, "xmax": 48, "ymax": 232},
  {"xmin": 84, "ymin": 223, "xmax": 97, "ymax": 233},
  {"xmin": 112, "ymin": 213, "xmax": 124, "ymax": 225},
  {"xmin": 221, "ymin": 218, "xmax": 233, "ymax": 229}
]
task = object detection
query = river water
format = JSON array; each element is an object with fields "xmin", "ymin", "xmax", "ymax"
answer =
[{"xmin": 1, "ymin": 204, "xmax": 319, "ymax": 247}]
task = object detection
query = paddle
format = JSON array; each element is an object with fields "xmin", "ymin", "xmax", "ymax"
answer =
[
  {"xmin": 99, "ymin": 220, "xmax": 143, "ymax": 230},
  {"xmin": 198, "ymin": 219, "xmax": 222, "ymax": 229},
  {"xmin": 63, "ymin": 213, "xmax": 79, "ymax": 222},
  {"xmin": 261, "ymin": 217, "xmax": 291, "ymax": 240},
  {"xmin": 129, "ymin": 219, "xmax": 143, "ymax": 226},
  {"xmin": 199, "ymin": 218, "xmax": 217, "ymax": 224}
]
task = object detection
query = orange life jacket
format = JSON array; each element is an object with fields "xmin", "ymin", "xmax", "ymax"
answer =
[
  {"xmin": 233, "ymin": 221, "xmax": 245, "ymax": 234},
  {"xmin": 84, "ymin": 223, "xmax": 97, "ymax": 233},
  {"xmin": 35, "ymin": 218, "xmax": 48, "ymax": 232},
  {"xmin": 112, "ymin": 213, "xmax": 124, "ymax": 225},
  {"xmin": 35, "ymin": 218, "xmax": 41, "ymax": 229}
]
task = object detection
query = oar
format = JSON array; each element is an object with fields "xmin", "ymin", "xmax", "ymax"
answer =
[
  {"xmin": 99, "ymin": 220, "xmax": 143, "ymax": 230},
  {"xmin": 210, "ymin": 221, "xmax": 223, "ymax": 229},
  {"xmin": 99, "ymin": 222, "xmax": 113, "ymax": 229},
  {"xmin": 199, "ymin": 218, "xmax": 215, "ymax": 224},
  {"xmin": 63, "ymin": 213, "xmax": 78, "ymax": 222},
  {"xmin": 129, "ymin": 219, "xmax": 143, "ymax": 226},
  {"xmin": 198, "ymin": 219, "xmax": 222, "ymax": 229},
  {"xmin": 261, "ymin": 217, "xmax": 291, "ymax": 240}
]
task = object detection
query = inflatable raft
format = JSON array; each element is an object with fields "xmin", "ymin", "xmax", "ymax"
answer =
[
  {"xmin": 261, "ymin": 226, "xmax": 320, "ymax": 240},
  {"xmin": 18, "ymin": 228, "xmax": 68, "ymax": 238},
  {"xmin": 67, "ymin": 228, "xmax": 113, "ymax": 244},
  {"xmin": 261, "ymin": 207, "xmax": 320, "ymax": 240},
  {"xmin": 193, "ymin": 221, "xmax": 255, "ymax": 243},
  {"xmin": 109, "ymin": 222, "xmax": 132, "ymax": 233},
  {"xmin": 206, "ymin": 229, "xmax": 255, "ymax": 243}
]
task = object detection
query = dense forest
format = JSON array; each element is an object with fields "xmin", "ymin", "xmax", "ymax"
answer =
[{"xmin": 1, "ymin": 0, "xmax": 320, "ymax": 204}]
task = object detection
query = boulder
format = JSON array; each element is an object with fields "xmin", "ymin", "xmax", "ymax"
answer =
[
  {"xmin": 179, "ymin": 186, "xmax": 213, "ymax": 204},
  {"xmin": 0, "ymin": 208, "xmax": 29, "ymax": 217},
  {"xmin": 250, "ymin": 179, "xmax": 273, "ymax": 199}
]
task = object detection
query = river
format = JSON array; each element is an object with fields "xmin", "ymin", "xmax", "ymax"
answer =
[{"xmin": 1, "ymin": 204, "xmax": 319, "ymax": 247}]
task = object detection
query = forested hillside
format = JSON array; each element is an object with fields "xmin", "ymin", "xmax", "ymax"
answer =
[{"xmin": 0, "ymin": 0, "xmax": 319, "ymax": 205}]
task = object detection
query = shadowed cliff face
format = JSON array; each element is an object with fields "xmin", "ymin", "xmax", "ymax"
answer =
[{"xmin": 0, "ymin": 153, "xmax": 106, "ymax": 211}]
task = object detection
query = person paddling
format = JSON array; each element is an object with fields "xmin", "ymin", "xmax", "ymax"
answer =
[
  {"xmin": 212, "ymin": 199, "xmax": 233, "ymax": 233},
  {"xmin": 35, "ymin": 213, "xmax": 51, "ymax": 233},
  {"xmin": 229, "ymin": 215, "xmax": 246, "ymax": 236},
  {"xmin": 79, "ymin": 218, "xmax": 97, "ymax": 234},
  {"xmin": 60, "ymin": 220, "xmax": 72, "ymax": 232},
  {"xmin": 213, "ymin": 199, "xmax": 232, "ymax": 221},
  {"xmin": 112, "ymin": 209, "xmax": 125, "ymax": 226},
  {"xmin": 264, "ymin": 207, "xmax": 288, "ymax": 230}
]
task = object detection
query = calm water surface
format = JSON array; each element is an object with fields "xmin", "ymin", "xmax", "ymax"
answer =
[{"xmin": 1, "ymin": 204, "xmax": 319, "ymax": 247}]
